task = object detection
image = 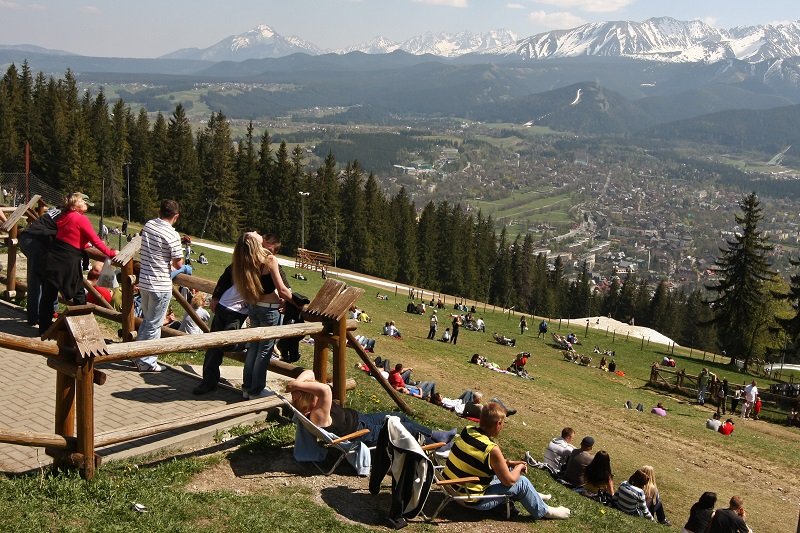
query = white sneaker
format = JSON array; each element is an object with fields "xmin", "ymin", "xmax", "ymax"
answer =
[{"xmin": 539, "ymin": 493, "xmax": 552, "ymax": 501}]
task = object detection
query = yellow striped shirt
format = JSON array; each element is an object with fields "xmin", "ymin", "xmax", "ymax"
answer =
[{"xmin": 442, "ymin": 426, "xmax": 496, "ymax": 494}]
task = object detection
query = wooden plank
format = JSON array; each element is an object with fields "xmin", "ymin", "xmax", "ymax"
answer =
[
  {"xmin": 305, "ymin": 279, "xmax": 346, "ymax": 316},
  {"xmin": 82, "ymin": 279, "xmax": 116, "ymax": 311},
  {"xmin": 111, "ymin": 235, "xmax": 140, "ymax": 267},
  {"xmin": 65, "ymin": 314, "xmax": 109, "ymax": 360},
  {"xmin": 46, "ymin": 358, "xmax": 107, "ymax": 386},
  {"xmin": 320, "ymin": 286, "xmax": 364, "ymax": 321},
  {"xmin": 0, "ymin": 194, "xmax": 41, "ymax": 232}
]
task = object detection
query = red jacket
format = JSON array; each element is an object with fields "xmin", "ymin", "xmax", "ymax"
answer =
[{"xmin": 56, "ymin": 210, "xmax": 116, "ymax": 257}]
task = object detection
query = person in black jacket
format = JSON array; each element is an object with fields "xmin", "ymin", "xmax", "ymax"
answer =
[{"xmin": 18, "ymin": 207, "xmax": 63, "ymax": 326}]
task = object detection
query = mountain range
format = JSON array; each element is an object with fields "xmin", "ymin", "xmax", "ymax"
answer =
[{"xmin": 157, "ymin": 17, "xmax": 800, "ymax": 64}]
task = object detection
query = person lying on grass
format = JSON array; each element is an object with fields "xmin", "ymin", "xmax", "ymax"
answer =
[{"xmin": 286, "ymin": 369, "xmax": 454, "ymax": 447}]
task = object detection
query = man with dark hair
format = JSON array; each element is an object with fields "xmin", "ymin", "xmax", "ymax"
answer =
[
  {"xmin": 561, "ymin": 436, "xmax": 595, "ymax": 488},
  {"xmin": 709, "ymin": 495, "xmax": 750, "ymax": 532},
  {"xmin": 442, "ymin": 402, "xmax": 570, "ymax": 521},
  {"xmin": 133, "ymin": 199, "xmax": 182, "ymax": 372}
]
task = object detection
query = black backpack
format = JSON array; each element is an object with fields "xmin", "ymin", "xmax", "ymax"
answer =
[{"xmin": 18, "ymin": 208, "xmax": 62, "ymax": 257}]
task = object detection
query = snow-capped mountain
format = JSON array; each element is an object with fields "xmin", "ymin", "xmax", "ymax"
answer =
[
  {"xmin": 340, "ymin": 29, "xmax": 518, "ymax": 57},
  {"xmin": 160, "ymin": 24, "xmax": 322, "ymax": 61},
  {"xmin": 161, "ymin": 19, "xmax": 800, "ymax": 64},
  {"xmin": 497, "ymin": 16, "xmax": 800, "ymax": 63}
]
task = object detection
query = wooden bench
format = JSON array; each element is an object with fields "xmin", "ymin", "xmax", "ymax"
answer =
[{"xmin": 295, "ymin": 247, "xmax": 332, "ymax": 272}]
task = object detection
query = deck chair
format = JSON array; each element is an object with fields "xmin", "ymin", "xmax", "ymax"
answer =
[
  {"xmin": 276, "ymin": 392, "xmax": 373, "ymax": 476},
  {"xmin": 427, "ymin": 449, "xmax": 511, "ymax": 521}
]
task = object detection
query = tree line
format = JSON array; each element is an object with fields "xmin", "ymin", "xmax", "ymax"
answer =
[{"xmin": 1, "ymin": 64, "xmax": 799, "ymax": 367}]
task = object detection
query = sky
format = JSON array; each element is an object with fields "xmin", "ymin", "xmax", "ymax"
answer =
[{"xmin": 1, "ymin": 0, "xmax": 798, "ymax": 58}]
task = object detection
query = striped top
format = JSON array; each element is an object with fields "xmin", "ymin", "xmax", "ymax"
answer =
[
  {"xmin": 138, "ymin": 217, "xmax": 182, "ymax": 292},
  {"xmin": 442, "ymin": 426, "xmax": 496, "ymax": 494},
  {"xmin": 613, "ymin": 481, "xmax": 653, "ymax": 520}
]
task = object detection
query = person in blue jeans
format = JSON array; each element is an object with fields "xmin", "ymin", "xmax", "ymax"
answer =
[
  {"xmin": 233, "ymin": 232, "xmax": 293, "ymax": 399},
  {"xmin": 442, "ymin": 402, "xmax": 571, "ymax": 521}
]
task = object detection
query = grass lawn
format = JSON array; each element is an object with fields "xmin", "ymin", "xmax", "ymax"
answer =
[{"xmin": 1, "ymin": 235, "xmax": 798, "ymax": 532}]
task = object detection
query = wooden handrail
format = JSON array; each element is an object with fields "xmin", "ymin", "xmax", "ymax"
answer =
[
  {"xmin": 93, "ymin": 320, "xmax": 358, "ymax": 364},
  {"xmin": 0, "ymin": 194, "xmax": 41, "ymax": 232}
]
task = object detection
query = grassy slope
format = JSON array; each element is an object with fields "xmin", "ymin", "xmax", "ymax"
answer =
[{"xmin": 2, "ymin": 228, "xmax": 798, "ymax": 532}]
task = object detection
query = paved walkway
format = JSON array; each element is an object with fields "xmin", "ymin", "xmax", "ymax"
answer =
[{"xmin": 0, "ymin": 301, "xmax": 288, "ymax": 474}]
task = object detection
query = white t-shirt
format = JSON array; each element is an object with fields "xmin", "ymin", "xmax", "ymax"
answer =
[
  {"xmin": 543, "ymin": 437, "xmax": 575, "ymax": 471},
  {"xmin": 706, "ymin": 418, "xmax": 722, "ymax": 431},
  {"xmin": 744, "ymin": 384, "xmax": 758, "ymax": 403}
]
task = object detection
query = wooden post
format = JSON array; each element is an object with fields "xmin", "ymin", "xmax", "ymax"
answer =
[
  {"xmin": 334, "ymin": 317, "xmax": 347, "ymax": 405},
  {"xmin": 313, "ymin": 334, "xmax": 329, "ymax": 385},
  {"xmin": 121, "ymin": 261, "xmax": 135, "ymax": 341},
  {"xmin": 52, "ymin": 370, "xmax": 76, "ymax": 469},
  {"xmin": 641, "ymin": 336, "xmax": 645, "ymax": 350},
  {"xmin": 612, "ymin": 330, "xmax": 616, "ymax": 343},
  {"xmin": 4, "ymin": 223, "xmax": 18, "ymax": 298},
  {"xmin": 76, "ymin": 357, "xmax": 96, "ymax": 479}
]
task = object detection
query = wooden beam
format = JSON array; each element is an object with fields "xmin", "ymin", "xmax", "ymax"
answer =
[
  {"xmin": 347, "ymin": 331, "xmax": 412, "ymax": 414},
  {"xmin": 46, "ymin": 358, "xmax": 107, "ymax": 386},
  {"xmin": 171, "ymin": 286, "xmax": 210, "ymax": 333},
  {"xmin": 0, "ymin": 428, "xmax": 72, "ymax": 449},
  {"xmin": 0, "ymin": 331, "xmax": 59, "ymax": 357},
  {"xmin": 173, "ymin": 273, "xmax": 216, "ymax": 294},
  {"xmin": 76, "ymin": 357, "xmax": 95, "ymax": 479},
  {"xmin": 93, "ymin": 320, "xmax": 358, "ymax": 364},
  {"xmin": 82, "ymin": 279, "xmax": 115, "ymax": 311}
]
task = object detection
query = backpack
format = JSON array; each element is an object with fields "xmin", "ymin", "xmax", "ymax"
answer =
[{"xmin": 18, "ymin": 208, "xmax": 62, "ymax": 257}]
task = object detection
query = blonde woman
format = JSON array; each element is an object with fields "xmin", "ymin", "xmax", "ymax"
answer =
[
  {"xmin": 39, "ymin": 192, "xmax": 117, "ymax": 335},
  {"xmin": 233, "ymin": 231, "xmax": 292, "ymax": 399},
  {"xmin": 641, "ymin": 465, "xmax": 671, "ymax": 526},
  {"xmin": 179, "ymin": 292, "xmax": 210, "ymax": 335}
]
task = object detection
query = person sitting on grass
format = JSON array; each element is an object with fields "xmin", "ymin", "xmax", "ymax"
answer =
[
  {"xmin": 683, "ymin": 492, "xmax": 717, "ymax": 533},
  {"xmin": 641, "ymin": 465, "xmax": 671, "ymax": 526},
  {"xmin": 651, "ymin": 402, "xmax": 667, "ymax": 416},
  {"xmin": 440, "ymin": 327, "xmax": 451, "ymax": 342},
  {"xmin": 613, "ymin": 468, "xmax": 654, "ymax": 521},
  {"xmin": 383, "ymin": 321, "xmax": 402, "ymax": 338},
  {"xmin": 706, "ymin": 412, "xmax": 722, "ymax": 431},
  {"xmin": 286, "ymin": 369, "xmax": 454, "ymax": 447},
  {"xmin": 442, "ymin": 402, "xmax": 571, "ymax": 521},
  {"xmin": 583, "ymin": 450, "xmax": 615, "ymax": 500},
  {"xmin": 718, "ymin": 418, "xmax": 735, "ymax": 436}
]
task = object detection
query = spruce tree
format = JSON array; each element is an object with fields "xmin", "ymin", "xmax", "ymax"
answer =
[
  {"xmin": 165, "ymin": 104, "xmax": 199, "ymax": 229},
  {"xmin": 235, "ymin": 122, "xmax": 261, "ymax": 231},
  {"xmin": 196, "ymin": 111, "xmax": 239, "ymax": 240},
  {"xmin": 705, "ymin": 192, "xmax": 774, "ymax": 370},
  {"xmin": 338, "ymin": 161, "xmax": 368, "ymax": 271}
]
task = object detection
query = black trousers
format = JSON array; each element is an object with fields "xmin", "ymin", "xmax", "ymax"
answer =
[{"xmin": 198, "ymin": 305, "xmax": 248, "ymax": 388}]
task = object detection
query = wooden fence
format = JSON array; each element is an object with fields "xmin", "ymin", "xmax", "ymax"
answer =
[
  {"xmin": 649, "ymin": 364, "xmax": 800, "ymax": 422},
  {"xmin": 0, "ymin": 217, "xmax": 416, "ymax": 479}
]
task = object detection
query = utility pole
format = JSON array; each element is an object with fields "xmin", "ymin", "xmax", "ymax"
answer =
[
  {"xmin": 124, "ymin": 162, "xmax": 131, "ymax": 223},
  {"xmin": 298, "ymin": 191, "xmax": 310, "ymax": 250},
  {"xmin": 200, "ymin": 197, "xmax": 218, "ymax": 239}
]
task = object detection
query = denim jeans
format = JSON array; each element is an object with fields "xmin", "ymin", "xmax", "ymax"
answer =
[
  {"xmin": 198, "ymin": 305, "xmax": 248, "ymax": 389},
  {"xmin": 356, "ymin": 412, "xmax": 432, "ymax": 446},
  {"xmin": 470, "ymin": 476, "xmax": 549, "ymax": 519},
  {"xmin": 242, "ymin": 305, "xmax": 280, "ymax": 395},
  {"xmin": 134, "ymin": 289, "xmax": 172, "ymax": 367}
]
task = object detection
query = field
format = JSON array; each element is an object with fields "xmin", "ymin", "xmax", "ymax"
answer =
[{"xmin": 1, "ymin": 238, "xmax": 799, "ymax": 532}]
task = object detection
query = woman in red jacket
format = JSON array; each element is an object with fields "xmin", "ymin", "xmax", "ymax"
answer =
[{"xmin": 38, "ymin": 192, "xmax": 116, "ymax": 335}]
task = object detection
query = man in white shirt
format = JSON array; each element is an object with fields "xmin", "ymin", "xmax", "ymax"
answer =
[
  {"xmin": 133, "ymin": 200, "xmax": 183, "ymax": 372},
  {"xmin": 543, "ymin": 427, "xmax": 576, "ymax": 474},
  {"xmin": 742, "ymin": 380, "xmax": 758, "ymax": 419},
  {"xmin": 706, "ymin": 412, "xmax": 722, "ymax": 431}
]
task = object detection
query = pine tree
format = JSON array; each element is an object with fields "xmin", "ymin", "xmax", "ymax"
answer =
[
  {"xmin": 338, "ymin": 161, "xmax": 369, "ymax": 271},
  {"xmin": 128, "ymin": 108, "xmax": 158, "ymax": 221},
  {"xmin": 416, "ymin": 201, "xmax": 439, "ymax": 290},
  {"xmin": 390, "ymin": 187, "xmax": 418, "ymax": 285},
  {"xmin": 196, "ymin": 111, "xmax": 239, "ymax": 240},
  {"xmin": 705, "ymin": 192, "xmax": 774, "ymax": 370},
  {"xmin": 235, "ymin": 122, "xmax": 261, "ymax": 231},
  {"xmin": 306, "ymin": 151, "xmax": 339, "ymax": 255},
  {"xmin": 364, "ymin": 173, "xmax": 395, "ymax": 278},
  {"xmin": 165, "ymin": 104, "xmax": 200, "ymax": 229}
]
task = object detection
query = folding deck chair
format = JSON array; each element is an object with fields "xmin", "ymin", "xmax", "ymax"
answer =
[
  {"xmin": 427, "ymin": 449, "xmax": 511, "ymax": 521},
  {"xmin": 276, "ymin": 392, "xmax": 374, "ymax": 476}
]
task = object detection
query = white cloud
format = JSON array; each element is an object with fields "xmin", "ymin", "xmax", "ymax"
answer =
[
  {"xmin": 534, "ymin": 0, "xmax": 635, "ymax": 13},
  {"xmin": 528, "ymin": 10, "xmax": 585, "ymax": 29},
  {"xmin": 411, "ymin": 0, "xmax": 468, "ymax": 7},
  {"xmin": 80, "ymin": 4, "xmax": 101, "ymax": 14},
  {"xmin": 701, "ymin": 16, "xmax": 717, "ymax": 27},
  {"xmin": 0, "ymin": 0, "xmax": 21, "ymax": 9},
  {"xmin": 507, "ymin": 3, "xmax": 525, "ymax": 9}
]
